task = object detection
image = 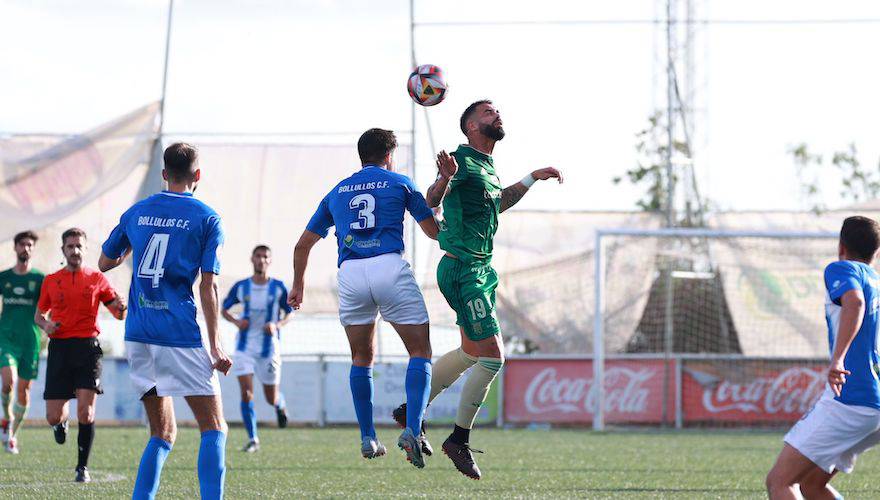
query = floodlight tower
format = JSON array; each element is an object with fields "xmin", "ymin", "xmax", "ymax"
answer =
[{"xmin": 656, "ymin": 0, "xmax": 708, "ymax": 228}]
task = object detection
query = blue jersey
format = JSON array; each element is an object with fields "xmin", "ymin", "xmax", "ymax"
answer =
[
  {"xmin": 102, "ymin": 191, "xmax": 225, "ymax": 348},
  {"xmin": 222, "ymin": 277, "xmax": 292, "ymax": 358},
  {"xmin": 824, "ymin": 260, "xmax": 880, "ymax": 409},
  {"xmin": 306, "ymin": 165, "xmax": 433, "ymax": 266}
]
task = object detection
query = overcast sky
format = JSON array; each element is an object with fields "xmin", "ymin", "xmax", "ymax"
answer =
[{"xmin": 2, "ymin": 0, "xmax": 879, "ymax": 212}]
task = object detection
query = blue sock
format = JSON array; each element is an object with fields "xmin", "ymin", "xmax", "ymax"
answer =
[
  {"xmin": 349, "ymin": 365, "xmax": 375, "ymax": 439},
  {"xmin": 240, "ymin": 401, "xmax": 257, "ymax": 440},
  {"xmin": 132, "ymin": 437, "xmax": 172, "ymax": 500},
  {"xmin": 197, "ymin": 430, "xmax": 226, "ymax": 500},
  {"xmin": 405, "ymin": 357, "xmax": 432, "ymax": 437}
]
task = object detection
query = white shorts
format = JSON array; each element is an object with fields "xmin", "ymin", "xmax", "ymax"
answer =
[
  {"xmin": 126, "ymin": 341, "xmax": 221, "ymax": 398},
  {"xmin": 231, "ymin": 350, "xmax": 281, "ymax": 386},
  {"xmin": 337, "ymin": 252, "xmax": 429, "ymax": 326},
  {"xmin": 784, "ymin": 389, "xmax": 880, "ymax": 474}
]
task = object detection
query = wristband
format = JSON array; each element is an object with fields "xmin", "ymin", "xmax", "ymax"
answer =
[{"xmin": 521, "ymin": 173, "xmax": 536, "ymax": 188}]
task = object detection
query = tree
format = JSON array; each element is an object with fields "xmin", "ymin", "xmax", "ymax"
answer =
[{"xmin": 789, "ymin": 142, "xmax": 880, "ymax": 213}]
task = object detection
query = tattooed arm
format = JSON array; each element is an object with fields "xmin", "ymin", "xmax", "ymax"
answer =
[{"xmin": 499, "ymin": 167, "xmax": 564, "ymax": 213}]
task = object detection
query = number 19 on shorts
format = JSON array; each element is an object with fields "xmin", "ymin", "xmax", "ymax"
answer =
[
  {"xmin": 466, "ymin": 298, "xmax": 487, "ymax": 321},
  {"xmin": 138, "ymin": 233, "xmax": 169, "ymax": 288}
]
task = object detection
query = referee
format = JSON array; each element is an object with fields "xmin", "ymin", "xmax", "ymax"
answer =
[{"xmin": 34, "ymin": 228, "xmax": 125, "ymax": 483}]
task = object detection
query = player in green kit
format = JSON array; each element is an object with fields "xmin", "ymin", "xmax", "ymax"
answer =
[
  {"xmin": 392, "ymin": 100, "xmax": 563, "ymax": 479},
  {"xmin": 0, "ymin": 231, "xmax": 45, "ymax": 454}
]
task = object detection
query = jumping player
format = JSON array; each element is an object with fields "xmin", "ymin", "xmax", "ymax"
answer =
[
  {"xmin": 288, "ymin": 128, "xmax": 442, "ymax": 468},
  {"xmin": 100, "ymin": 142, "xmax": 232, "ymax": 499},
  {"xmin": 0, "ymin": 231, "xmax": 44, "ymax": 454},
  {"xmin": 222, "ymin": 244, "xmax": 294, "ymax": 453},
  {"xmin": 767, "ymin": 216, "xmax": 880, "ymax": 499},
  {"xmin": 35, "ymin": 228, "xmax": 126, "ymax": 482},
  {"xmin": 393, "ymin": 100, "xmax": 563, "ymax": 480}
]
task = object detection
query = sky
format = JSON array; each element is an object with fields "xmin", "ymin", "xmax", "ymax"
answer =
[{"xmin": 2, "ymin": 0, "xmax": 880, "ymax": 212}]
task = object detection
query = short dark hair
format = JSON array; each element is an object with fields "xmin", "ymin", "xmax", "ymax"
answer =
[
  {"xmin": 61, "ymin": 227, "xmax": 86, "ymax": 245},
  {"xmin": 840, "ymin": 216, "xmax": 880, "ymax": 261},
  {"xmin": 163, "ymin": 142, "xmax": 199, "ymax": 183},
  {"xmin": 357, "ymin": 128, "xmax": 397, "ymax": 165},
  {"xmin": 460, "ymin": 99, "xmax": 492, "ymax": 135},
  {"xmin": 13, "ymin": 230, "xmax": 38, "ymax": 245},
  {"xmin": 252, "ymin": 244, "xmax": 271, "ymax": 255}
]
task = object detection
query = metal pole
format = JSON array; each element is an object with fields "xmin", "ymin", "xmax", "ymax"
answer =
[
  {"xmin": 158, "ymin": 0, "xmax": 174, "ymax": 135},
  {"xmin": 665, "ymin": 0, "xmax": 675, "ymax": 228},
  {"xmin": 674, "ymin": 354, "xmax": 683, "ymax": 428},
  {"xmin": 408, "ymin": 0, "xmax": 418, "ymax": 278},
  {"xmin": 592, "ymin": 232, "xmax": 605, "ymax": 431}
]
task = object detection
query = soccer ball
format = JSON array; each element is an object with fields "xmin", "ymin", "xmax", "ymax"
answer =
[{"xmin": 407, "ymin": 64, "xmax": 447, "ymax": 106}]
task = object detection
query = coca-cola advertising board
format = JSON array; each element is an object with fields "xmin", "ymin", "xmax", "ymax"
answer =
[
  {"xmin": 681, "ymin": 360, "xmax": 826, "ymax": 423},
  {"xmin": 503, "ymin": 359, "xmax": 675, "ymax": 424}
]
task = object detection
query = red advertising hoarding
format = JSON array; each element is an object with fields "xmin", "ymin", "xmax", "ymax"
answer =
[
  {"xmin": 681, "ymin": 360, "xmax": 826, "ymax": 423},
  {"xmin": 503, "ymin": 358, "xmax": 675, "ymax": 424},
  {"xmin": 502, "ymin": 357, "xmax": 826, "ymax": 425}
]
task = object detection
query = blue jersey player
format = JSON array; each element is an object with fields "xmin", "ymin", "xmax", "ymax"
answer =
[
  {"xmin": 99, "ymin": 143, "xmax": 231, "ymax": 500},
  {"xmin": 767, "ymin": 216, "xmax": 880, "ymax": 500},
  {"xmin": 289, "ymin": 128, "xmax": 439, "ymax": 468},
  {"xmin": 222, "ymin": 245, "xmax": 294, "ymax": 452}
]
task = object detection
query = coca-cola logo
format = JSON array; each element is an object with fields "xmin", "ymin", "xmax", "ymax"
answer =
[
  {"xmin": 698, "ymin": 367, "xmax": 825, "ymax": 415},
  {"xmin": 523, "ymin": 367, "xmax": 654, "ymax": 415}
]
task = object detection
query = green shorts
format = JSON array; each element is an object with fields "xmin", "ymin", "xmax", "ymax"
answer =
[
  {"xmin": 437, "ymin": 255, "xmax": 500, "ymax": 341},
  {"xmin": 0, "ymin": 343, "xmax": 39, "ymax": 381}
]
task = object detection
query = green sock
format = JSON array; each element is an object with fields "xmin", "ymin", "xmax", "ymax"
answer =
[
  {"xmin": 1, "ymin": 391, "xmax": 10, "ymax": 421},
  {"xmin": 454, "ymin": 357, "xmax": 503, "ymax": 429},
  {"xmin": 428, "ymin": 348, "xmax": 477, "ymax": 403},
  {"xmin": 11, "ymin": 403, "xmax": 28, "ymax": 438}
]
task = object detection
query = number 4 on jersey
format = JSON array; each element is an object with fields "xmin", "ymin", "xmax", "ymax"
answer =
[{"xmin": 138, "ymin": 233, "xmax": 169, "ymax": 288}]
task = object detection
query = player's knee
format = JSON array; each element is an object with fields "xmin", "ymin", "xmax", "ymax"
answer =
[
  {"xmin": 764, "ymin": 469, "xmax": 790, "ymax": 494},
  {"xmin": 16, "ymin": 390, "xmax": 29, "ymax": 406},
  {"xmin": 241, "ymin": 389, "xmax": 253, "ymax": 402},
  {"xmin": 1, "ymin": 380, "xmax": 12, "ymax": 393},
  {"xmin": 77, "ymin": 405, "xmax": 95, "ymax": 424},
  {"xmin": 155, "ymin": 424, "xmax": 177, "ymax": 444},
  {"xmin": 46, "ymin": 411, "xmax": 62, "ymax": 426}
]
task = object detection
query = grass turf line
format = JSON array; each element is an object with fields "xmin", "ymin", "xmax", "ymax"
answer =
[{"xmin": 2, "ymin": 427, "xmax": 880, "ymax": 498}]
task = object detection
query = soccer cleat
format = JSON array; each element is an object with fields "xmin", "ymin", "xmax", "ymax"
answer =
[
  {"xmin": 241, "ymin": 439, "xmax": 260, "ymax": 453},
  {"xmin": 360, "ymin": 437, "xmax": 386, "ymax": 459},
  {"xmin": 276, "ymin": 406, "xmax": 288, "ymax": 429},
  {"xmin": 397, "ymin": 428, "xmax": 425, "ymax": 469},
  {"xmin": 391, "ymin": 403, "xmax": 432, "ymax": 456},
  {"xmin": 5, "ymin": 437, "xmax": 18, "ymax": 454},
  {"xmin": 442, "ymin": 436, "xmax": 483, "ymax": 480},
  {"xmin": 53, "ymin": 421, "xmax": 68, "ymax": 445},
  {"xmin": 1, "ymin": 419, "xmax": 9, "ymax": 446},
  {"xmin": 75, "ymin": 466, "xmax": 91, "ymax": 483}
]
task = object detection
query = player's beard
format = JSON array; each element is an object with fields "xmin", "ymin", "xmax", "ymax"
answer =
[
  {"xmin": 16, "ymin": 251, "xmax": 29, "ymax": 264},
  {"xmin": 480, "ymin": 122, "xmax": 505, "ymax": 141}
]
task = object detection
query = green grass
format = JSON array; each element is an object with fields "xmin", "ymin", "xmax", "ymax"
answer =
[{"xmin": 2, "ymin": 426, "xmax": 880, "ymax": 498}]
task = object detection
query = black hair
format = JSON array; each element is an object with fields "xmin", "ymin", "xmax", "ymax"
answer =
[
  {"xmin": 357, "ymin": 128, "xmax": 397, "ymax": 165},
  {"xmin": 163, "ymin": 142, "xmax": 199, "ymax": 183},
  {"xmin": 460, "ymin": 99, "xmax": 493, "ymax": 135},
  {"xmin": 840, "ymin": 216, "xmax": 880, "ymax": 261}
]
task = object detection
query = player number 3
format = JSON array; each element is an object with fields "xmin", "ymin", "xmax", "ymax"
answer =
[
  {"xmin": 138, "ymin": 233, "xmax": 170, "ymax": 288},
  {"xmin": 349, "ymin": 194, "xmax": 376, "ymax": 230}
]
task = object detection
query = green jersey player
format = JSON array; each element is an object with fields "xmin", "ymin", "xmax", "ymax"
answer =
[
  {"xmin": 0, "ymin": 230, "xmax": 45, "ymax": 454},
  {"xmin": 393, "ymin": 100, "xmax": 563, "ymax": 479}
]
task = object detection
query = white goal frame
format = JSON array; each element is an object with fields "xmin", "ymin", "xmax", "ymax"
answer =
[{"xmin": 592, "ymin": 228, "xmax": 838, "ymax": 431}]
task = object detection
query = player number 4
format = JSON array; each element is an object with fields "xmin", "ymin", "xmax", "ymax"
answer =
[
  {"xmin": 138, "ymin": 233, "xmax": 169, "ymax": 288},
  {"xmin": 466, "ymin": 298, "xmax": 487, "ymax": 321},
  {"xmin": 349, "ymin": 194, "xmax": 376, "ymax": 230}
]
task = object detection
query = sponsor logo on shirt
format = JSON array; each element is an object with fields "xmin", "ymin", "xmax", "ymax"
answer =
[
  {"xmin": 344, "ymin": 235, "xmax": 354, "ymax": 248},
  {"xmin": 353, "ymin": 239, "xmax": 381, "ymax": 249},
  {"xmin": 3, "ymin": 297, "xmax": 34, "ymax": 306},
  {"xmin": 138, "ymin": 293, "xmax": 169, "ymax": 310},
  {"xmin": 13, "ymin": 287, "xmax": 24, "ymax": 295},
  {"xmin": 28, "ymin": 281, "xmax": 36, "ymax": 292}
]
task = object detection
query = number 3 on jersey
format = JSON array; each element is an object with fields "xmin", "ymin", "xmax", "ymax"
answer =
[
  {"xmin": 138, "ymin": 233, "xmax": 169, "ymax": 288},
  {"xmin": 349, "ymin": 194, "xmax": 376, "ymax": 230}
]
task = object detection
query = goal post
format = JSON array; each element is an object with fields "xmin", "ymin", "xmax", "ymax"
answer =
[{"xmin": 592, "ymin": 227, "xmax": 839, "ymax": 431}]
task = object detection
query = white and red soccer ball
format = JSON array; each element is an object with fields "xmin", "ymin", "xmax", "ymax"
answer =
[{"xmin": 407, "ymin": 64, "xmax": 447, "ymax": 107}]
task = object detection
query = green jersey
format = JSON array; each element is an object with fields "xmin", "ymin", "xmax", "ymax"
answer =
[
  {"xmin": 0, "ymin": 268, "xmax": 44, "ymax": 351},
  {"xmin": 439, "ymin": 144, "xmax": 503, "ymax": 264}
]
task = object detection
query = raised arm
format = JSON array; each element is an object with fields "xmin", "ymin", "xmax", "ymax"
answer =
[
  {"xmin": 426, "ymin": 150, "xmax": 459, "ymax": 208},
  {"xmin": 500, "ymin": 167, "xmax": 564, "ymax": 213},
  {"xmin": 828, "ymin": 289, "xmax": 864, "ymax": 397},
  {"xmin": 200, "ymin": 271, "xmax": 232, "ymax": 375},
  {"xmin": 289, "ymin": 230, "xmax": 322, "ymax": 310}
]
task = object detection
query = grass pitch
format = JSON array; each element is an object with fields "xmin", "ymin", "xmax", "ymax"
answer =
[{"xmin": 2, "ymin": 425, "xmax": 880, "ymax": 498}]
